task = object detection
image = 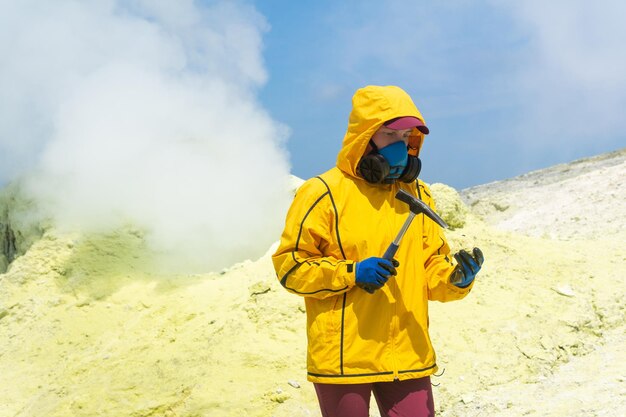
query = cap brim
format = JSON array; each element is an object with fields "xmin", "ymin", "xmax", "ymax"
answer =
[{"xmin": 384, "ymin": 116, "xmax": 429, "ymax": 134}]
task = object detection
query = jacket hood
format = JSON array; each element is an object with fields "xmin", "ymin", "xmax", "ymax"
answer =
[{"xmin": 336, "ymin": 85, "xmax": 428, "ymax": 179}]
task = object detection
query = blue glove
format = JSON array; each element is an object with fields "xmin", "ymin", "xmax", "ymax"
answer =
[
  {"xmin": 449, "ymin": 248, "xmax": 484, "ymax": 288},
  {"xmin": 355, "ymin": 257, "xmax": 399, "ymax": 293}
]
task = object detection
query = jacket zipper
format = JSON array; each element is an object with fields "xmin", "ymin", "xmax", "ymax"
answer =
[
  {"xmin": 390, "ymin": 184, "xmax": 400, "ymax": 380},
  {"xmin": 391, "ymin": 313, "xmax": 400, "ymax": 380}
]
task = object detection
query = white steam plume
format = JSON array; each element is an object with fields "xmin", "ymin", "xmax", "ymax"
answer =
[{"xmin": 0, "ymin": 1, "xmax": 292, "ymax": 272}]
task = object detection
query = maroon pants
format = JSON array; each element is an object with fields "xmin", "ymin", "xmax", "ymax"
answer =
[{"xmin": 314, "ymin": 377, "xmax": 434, "ymax": 417}]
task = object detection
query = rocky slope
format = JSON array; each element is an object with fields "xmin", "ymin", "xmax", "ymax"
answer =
[
  {"xmin": 461, "ymin": 148, "xmax": 626, "ymax": 241},
  {"xmin": 0, "ymin": 149, "xmax": 624, "ymax": 417}
]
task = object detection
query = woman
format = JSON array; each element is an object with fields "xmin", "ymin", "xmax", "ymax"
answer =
[{"xmin": 272, "ymin": 85, "xmax": 483, "ymax": 417}]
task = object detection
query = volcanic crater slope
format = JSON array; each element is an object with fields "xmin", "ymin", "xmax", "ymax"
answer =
[{"xmin": 0, "ymin": 148, "xmax": 624, "ymax": 417}]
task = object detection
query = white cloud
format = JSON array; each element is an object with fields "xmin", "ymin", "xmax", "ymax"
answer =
[
  {"xmin": 503, "ymin": 0, "xmax": 626, "ymax": 145},
  {"xmin": 308, "ymin": 0, "xmax": 626, "ymax": 183},
  {"xmin": 1, "ymin": 1, "xmax": 292, "ymax": 272}
]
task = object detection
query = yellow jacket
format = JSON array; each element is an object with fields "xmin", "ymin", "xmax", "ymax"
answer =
[{"xmin": 272, "ymin": 86, "xmax": 473, "ymax": 384}]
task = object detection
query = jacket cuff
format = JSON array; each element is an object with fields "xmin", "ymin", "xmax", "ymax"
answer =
[
  {"xmin": 448, "ymin": 278, "xmax": 474, "ymax": 293},
  {"xmin": 344, "ymin": 261, "xmax": 357, "ymax": 287}
]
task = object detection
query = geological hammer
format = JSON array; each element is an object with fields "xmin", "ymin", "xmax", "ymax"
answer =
[
  {"xmin": 362, "ymin": 190, "xmax": 448, "ymax": 293},
  {"xmin": 383, "ymin": 189, "xmax": 448, "ymax": 260}
]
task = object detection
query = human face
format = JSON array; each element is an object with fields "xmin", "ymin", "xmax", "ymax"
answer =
[{"xmin": 370, "ymin": 126, "xmax": 413, "ymax": 150}]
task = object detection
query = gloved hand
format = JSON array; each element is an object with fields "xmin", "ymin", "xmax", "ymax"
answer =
[
  {"xmin": 355, "ymin": 257, "xmax": 399, "ymax": 294},
  {"xmin": 449, "ymin": 247, "xmax": 484, "ymax": 288}
]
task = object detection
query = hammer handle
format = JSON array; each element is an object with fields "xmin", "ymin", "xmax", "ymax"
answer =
[
  {"xmin": 383, "ymin": 212, "xmax": 416, "ymax": 260},
  {"xmin": 383, "ymin": 243, "xmax": 399, "ymax": 260}
]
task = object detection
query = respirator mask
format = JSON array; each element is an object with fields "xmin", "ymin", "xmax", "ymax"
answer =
[{"xmin": 357, "ymin": 141, "xmax": 421, "ymax": 184}]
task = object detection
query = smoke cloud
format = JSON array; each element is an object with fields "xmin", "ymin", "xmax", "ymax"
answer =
[{"xmin": 0, "ymin": 1, "xmax": 292, "ymax": 272}]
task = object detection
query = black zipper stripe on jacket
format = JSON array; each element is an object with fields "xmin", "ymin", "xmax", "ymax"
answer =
[
  {"xmin": 280, "ymin": 260, "xmax": 343, "ymax": 287},
  {"xmin": 281, "ymin": 189, "xmax": 349, "ymax": 295},
  {"xmin": 306, "ymin": 259, "xmax": 345, "ymax": 267},
  {"xmin": 315, "ymin": 176, "xmax": 347, "ymax": 260},
  {"xmin": 315, "ymin": 175, "xmax": 349, "ymax": 375},
  {"xmin": 280, "ymin": 263, "xmax": 301, "ymax": 288},
  {"xmin": 340, "ymin": 293, "xmax": 347, "ymax": 375},
  {"xmin": 294, "ymin": 191, "xmax": 329, "ymax": 255},
  {"xmin": 283, "ymin": 189, "xmax": 326, "ymax": 285},
  {"xmin": 399, "ymin": 363, "xmax": 437, "ymax": 373},
  {"xmin": 308, "ymin": 363, "xmax": 437, "ymax": 378},
  {"xmin": 436, "ymin": 237, "xmax": 445, "ymax": 255},
  {"xmin": 417, "ymin": 182, "xmax": 445, "ymax": 255},
  {"xmin": 283, "ymin": 280, "xmax": 349, "ymax": 295},
  {"xmin": 418, "ymin": 182, "xmax": 431, "ymax": 199}
]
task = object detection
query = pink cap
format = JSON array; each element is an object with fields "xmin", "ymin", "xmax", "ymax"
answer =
[{"xmin": 384, "ymin": 116, "xmax": 429, "ymax": 134}]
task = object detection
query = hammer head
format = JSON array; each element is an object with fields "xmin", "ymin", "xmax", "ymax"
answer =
[{"xmin": 396, "ymin": 189, "xmax": 448, "ymax": 228}]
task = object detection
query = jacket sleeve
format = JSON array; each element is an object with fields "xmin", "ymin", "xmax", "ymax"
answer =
[
  {"xmin": 272, "ymin": 178, "xmax": 356, "ymax": 299},
  {"xmin": 418, "ymin": 182, "xmax": 474, "ymax": 302}
]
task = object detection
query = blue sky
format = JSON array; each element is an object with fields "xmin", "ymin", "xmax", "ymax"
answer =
[
  {"xmin": 0, "ymin": 1, "xmax": 624, "ymax": 266},
  {"xmin": 1, "ymin": 1, "xmax": 624, "ymax": 192},
  {"xmin": 255, "ymin": 1, "xmax": 626, "ymax": 189}
]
